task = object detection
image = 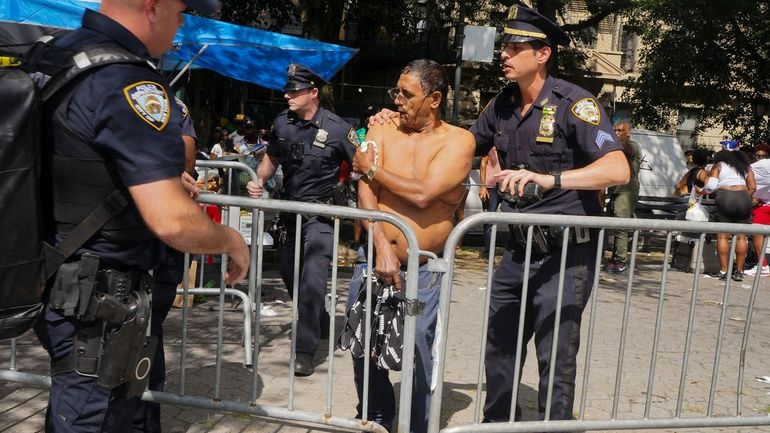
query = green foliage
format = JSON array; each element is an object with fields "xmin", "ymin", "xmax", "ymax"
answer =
[
  {"xmin": 218, "ymin": 0, "xmax": 299, "ymax": 31},
  {"xmin": 627, "ymin": 0, "xmax": 770, "ymax": 142}
]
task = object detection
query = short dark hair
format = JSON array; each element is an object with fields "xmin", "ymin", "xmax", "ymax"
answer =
[
  {"xmin": 401, "ymin": 59, "xmax": 448, "ymax": 105},
  {"xmin": 755, "ymin": 143, "xmax": 770, "ymax": 155},
  {"xmin": 529, "ymin": 40, "xmax": 548, "ymax": 51},
  {"xmin": 691, "ymin": 148, "xmax": 709, "ymax": 166}
]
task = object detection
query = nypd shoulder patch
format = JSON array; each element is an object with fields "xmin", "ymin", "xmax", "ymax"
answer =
[
  {"xmin": 571, "ymin": 97, "xmax": 601, "ymax": 126},
  {"xmin": 124, "ymin": 81, "xmax": 170, "ymax": 131},
  {"xmin": 347, "ymin": 127, "xmax": 360, "ymax": 147},
  {"xmin": 595, "ymin": 130, "xmax": 614, "ymax": 149}
]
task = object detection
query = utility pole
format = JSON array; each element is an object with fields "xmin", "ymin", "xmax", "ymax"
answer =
[{"xmin": 451, "ymin": 0, "xmax": 465, "ymax": 125}]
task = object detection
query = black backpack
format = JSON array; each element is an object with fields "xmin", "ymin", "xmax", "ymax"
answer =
[{"xmin": 0, "ymin": 40, "xmax": 146, "ymax": 340}]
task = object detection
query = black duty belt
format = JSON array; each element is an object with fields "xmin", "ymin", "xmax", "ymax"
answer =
[{"xmin": 508, "ymin": 225, "xmax": 592, "ymax": 256}]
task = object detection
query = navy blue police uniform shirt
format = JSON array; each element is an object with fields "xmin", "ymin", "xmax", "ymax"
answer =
[
  {"xmin": 471, "ymin": 76, "xmax": 623, "ymax": 216},
  {"xmin": 52, "ymin": 9, "xmax": 185, "ymax": 270},
  {"xmin": 267, "ymin": 107, "xmax": 358, "ymax": 202}
]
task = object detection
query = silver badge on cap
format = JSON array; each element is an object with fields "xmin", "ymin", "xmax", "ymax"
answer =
[{"xmin": 288, "ymin": 63, "xmax": 296, "ymax": 77}]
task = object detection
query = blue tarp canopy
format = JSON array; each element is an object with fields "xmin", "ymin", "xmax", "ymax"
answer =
[{"xmin": 0, "ymin": 0, "xmax": 358, "ymax": 90}]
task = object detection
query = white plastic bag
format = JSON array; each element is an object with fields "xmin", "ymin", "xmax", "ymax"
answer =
[{"xmin": 685, "ymin": 196, "xmax": 709, "ymax": 222}]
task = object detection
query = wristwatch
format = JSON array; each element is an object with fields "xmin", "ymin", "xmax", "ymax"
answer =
[
  {"xmin": 366, "ymin": 165, "xmax": 378, "ymax": 181},
  {"xmin": 551, "ymin": 170, "xmax": 561, "ymax": 189}
]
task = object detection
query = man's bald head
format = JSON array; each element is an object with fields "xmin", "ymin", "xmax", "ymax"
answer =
[{"xmin": 100, "ymin": 0, "xmax": 186, "ymax": 58}]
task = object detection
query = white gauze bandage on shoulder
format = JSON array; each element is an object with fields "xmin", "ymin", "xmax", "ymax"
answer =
[
  {"xmin": 351, "ymin": 140, "xmax": 379, "ymax": 181},
  {"xmin": 703, "ymin": 176, "xmax": 718, "ymax": 193}
]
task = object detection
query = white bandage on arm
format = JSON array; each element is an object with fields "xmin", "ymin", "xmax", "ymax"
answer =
[{"xmin": 703, "ymin": 176, "xmax": 718, "ymax": 193}]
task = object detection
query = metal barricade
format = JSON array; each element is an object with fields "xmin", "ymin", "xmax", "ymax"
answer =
[
  {"xmin": 428, "ymin": 212, "xmax": 770, "ymax": 433},
  {"xmin": 1, "ymin": 191, "xmax": 421, "ymax": 433},
  {"xmin": 193, "ymin": 159, "xmax": 259, "ymax": 366}
]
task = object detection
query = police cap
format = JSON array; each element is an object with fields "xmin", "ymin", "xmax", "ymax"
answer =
[
  {"xmin": 183, "ymin": 0, "xmax": 218, "ymax": 15},
  {"xmin": 283, "ymin": 63, "xmax": 328, "ymax": 91},
  {"xmin": 501, "ymin": 5, "xmax": 570, "ymax": 47}
]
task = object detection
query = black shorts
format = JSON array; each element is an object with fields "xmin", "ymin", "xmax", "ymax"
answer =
[{"xmin": 713, "ymin": 189, "xmax": 753, "ymax": 224}]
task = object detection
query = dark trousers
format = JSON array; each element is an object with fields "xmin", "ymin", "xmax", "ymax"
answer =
[
  {"xmin": 483, "ymin": 239, "xmax": 597, "ymax": 423},
  {"xmin": 278, "ymin": 215, "xmax": 333, "ymax": 354},
  {"xmin": 35, "ymin": 307, "xmax": 137, "ymax": 433},
  {"xmin": 132, "ymin": 248, "xmax": 184, "ymax": 432},
  {"xmin": 346, "ymin": 262, "xmax": 441, "ymax": 433},
  {"xmin": 483, "ymin": 187, "xmax": 502, "ymax": 254}
]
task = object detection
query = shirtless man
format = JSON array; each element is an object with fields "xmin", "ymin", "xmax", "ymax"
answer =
[{"xmin": 348, "ymin": 59, "xmax": 475, "ymax": 433}]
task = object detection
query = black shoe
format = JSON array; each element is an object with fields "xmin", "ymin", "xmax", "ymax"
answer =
[
  {"xmin": 294, "ymin": 352, "xmax": 314, "ymax": 377},
  {"xmin": 719, "ymin": 271, "xmax": 728, "ymax": 280},
  {"xmin": 732, "ymin": 270, "xmax": 744, "ymax": 282}
]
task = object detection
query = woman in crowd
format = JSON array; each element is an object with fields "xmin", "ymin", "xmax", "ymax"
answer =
[
  {"xmin": 209, "ymin": 127, "xmax": 227, "ymax": 159},
  {"xmin": 674, "ymin": 148, "xmax": 709, "ymax": 197},
  {"xmin": 746, "ymin": 144, "xmax": 770, "ymax": 276},
  {"xmin": 701, "ymin": 140, "xmax": 756, "ymax": 281}
]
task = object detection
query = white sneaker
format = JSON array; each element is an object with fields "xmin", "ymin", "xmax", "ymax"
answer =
[{"xmin": 744, "ymin": 265, "xmax": 770, "ymax": 276}]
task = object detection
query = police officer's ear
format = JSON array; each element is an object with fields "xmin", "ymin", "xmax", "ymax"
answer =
[{"xmin": 533, "ymin": 43, "xmax": 552, "ymax": 66}]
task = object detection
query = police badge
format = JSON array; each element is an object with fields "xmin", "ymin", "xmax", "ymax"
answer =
[
  {"xmin": 507, "ymin": 6, "xmax": 518, "ymax": 20},
  {"xmin": 313, "ymin": 128, "xmax": 328, "ymax": 148},
  {"xmin": 288, "ymin": 63, "xmax": 296, "ymax": 77},
  {"xmin": 537, "ymin": 105, "xmax": 557, "ymax": 143}
]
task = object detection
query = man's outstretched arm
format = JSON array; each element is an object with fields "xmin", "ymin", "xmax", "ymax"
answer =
[{"xmin": 129, "ymin": 178, "xmax": 249, "ymax": 284}]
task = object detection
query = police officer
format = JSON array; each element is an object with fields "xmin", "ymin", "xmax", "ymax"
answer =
[
  {"xmin": 247, "ymin": 63, "xmax": 358, "ymax": 376},
  {"xmin": 33, "ymin": 1, "xmax": 250, "ymax": 432},
  {"xmin": 470, "ymin": 6, "xmax": 630, "ymax": 424}
]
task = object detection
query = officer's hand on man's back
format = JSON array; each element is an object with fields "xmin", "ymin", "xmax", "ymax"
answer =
[{"xmin": 368, "ymin": 108, "xmax": 398, "ymax": 127}]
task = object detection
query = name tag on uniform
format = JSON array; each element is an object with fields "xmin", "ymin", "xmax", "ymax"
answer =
[{"xmin": 312, "ymin": 128, "xmax": 328, "ymax": 148}]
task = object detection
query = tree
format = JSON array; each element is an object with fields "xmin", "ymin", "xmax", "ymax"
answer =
[
  {"xmin": 217, "ymin": 0, "xmax": 300, "ymax": 32},
  {"xmin": 462, "ymin": 1, "xmax": 635, "ymax": 91},
  {"xmin": 627, "ymin": 0, "xmax": 770, "ymax": 142}
]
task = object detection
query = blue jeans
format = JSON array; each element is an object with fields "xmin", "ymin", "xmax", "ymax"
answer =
[{"xmin": 346, "ymin": 262, "xmax": 441, "ymax": 433}]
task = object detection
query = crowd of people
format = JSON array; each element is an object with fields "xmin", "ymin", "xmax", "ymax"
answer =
[
  {"xmin": 32, "ymin": 0, "xmax": 770, "ymax": 432},
  {"xmin": 671, "ymin": 140, "xmax": 770, "ymax": 280}
]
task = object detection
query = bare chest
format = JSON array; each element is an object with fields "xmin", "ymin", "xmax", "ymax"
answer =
[{"xmin": 382, "ymin": 136, "xmax": 442, "ymax": 179}]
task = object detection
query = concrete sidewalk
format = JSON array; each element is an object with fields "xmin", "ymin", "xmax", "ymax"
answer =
[{"xmin": 2, "ymin": 246, "xmax": 770, "ymax": 432}]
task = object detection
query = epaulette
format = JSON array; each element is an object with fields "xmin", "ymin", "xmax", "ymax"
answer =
[
  {"xmin": 326, "ymin": 111, "xmax": 343, "ymax": 123},
  {"xmin": 553, "ymin": 78, "xmax": 599, "ymax": 106},
  {"xmin": 551, "ymin": 78, "xmax": 577, "ymax": 103}
]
